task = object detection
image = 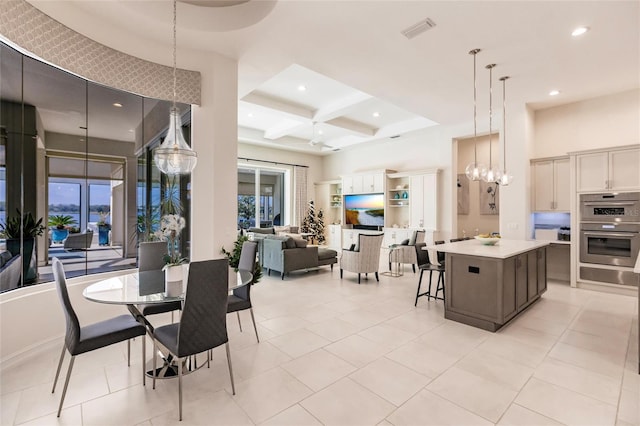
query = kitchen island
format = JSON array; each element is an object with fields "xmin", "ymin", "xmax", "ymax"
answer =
[{"xmin": 426, "ymin": 239, "xmax": 550, "ymax": 331}]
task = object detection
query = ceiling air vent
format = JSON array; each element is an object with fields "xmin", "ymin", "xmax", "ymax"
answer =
[
  {"xmin": 401, "ymin": 18, "xmax": 436, "ymax": 39},
  {"xmin": 390, "ymin": 135, "xmax": 401, "ymax": 139}
]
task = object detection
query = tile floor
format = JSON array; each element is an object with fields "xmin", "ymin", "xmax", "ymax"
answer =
[{"xmin": 1, "ymin": 265, "xmax": 638, "ymax": 425}]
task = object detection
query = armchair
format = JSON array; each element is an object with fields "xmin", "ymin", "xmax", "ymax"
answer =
[
  {"xmin": 340, "ymin": 233, "xmax": 384, "ymax": 284},
  {"xmin": 392, "ymin": 230, "xmax": 426, "ymax": 273},
  {"xmin": 63, "ymin": 230, "xmax": 94, "ymax": 251}
]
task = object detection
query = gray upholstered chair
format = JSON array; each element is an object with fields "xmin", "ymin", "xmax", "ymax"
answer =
[
  {"xmin": 228, "ymin": 241, "xmax": 259, "ymax": 342},
  {"xmin": 393, "ymin": 229, "xmax": 426, "ymax": 273},
  {"xmin": 63, "ymin": 230, "xmax": 93, "ymax": 251},
  {"xmin": 152, "ymin": 259, "xmax": 235, "ymax": 421},
  {"xmin": 51, "ymin": 258, "xmax": 146, "ymax": 417},
  {"xmin": 137, "ymin": 241, "xmax": 182, "ymax": 317},
  {"xmin": 340, "ymin": 233, "xmax": 384, "ymax": 284}
]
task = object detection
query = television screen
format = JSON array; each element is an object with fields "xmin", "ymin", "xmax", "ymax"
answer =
[{"xmin": 344, "ymin": 193, "xmax": 384, "ymax": 226}]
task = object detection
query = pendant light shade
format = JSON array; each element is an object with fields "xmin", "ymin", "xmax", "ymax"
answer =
[
  {"xmin": 465, "ymin": 49, "xmax": 486, "ymax": 181},
  {"xmin": 482, "ymin": 63, "xmax": 501, "ymax": 183},
  {"xmin": 498, "ymin": 76, "xmax": 513, "ymax": 186},
  {"xmin": 154, "ymin": 0, "xmax": 197, "ymax": 176}
]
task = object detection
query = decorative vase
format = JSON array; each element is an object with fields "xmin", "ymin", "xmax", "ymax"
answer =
[
  {"xmin": 402, "ymin": 191, "xmax": 408, "ymax": 199},
  {"xmin": 98, "ymin": 225, "xmax": 110, "ymax": 246},
  {"xmin": 164, "ymin": 265, "xmax": 183, "ymax": 297},
  {"xmin": 51, "ymin": 228, "xmax": 69, "ymax": 243}
]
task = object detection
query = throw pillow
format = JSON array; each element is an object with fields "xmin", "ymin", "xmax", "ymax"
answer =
[
  {"xmin": 400, "ymin": 238, "xmax": 410, "ymax": 245},
  {"xmin": 294, "ymin": 238, "xmax": 307, "ymax": 248},
  {"xmin": 284, "ymin": 237, "xmax": 297, "ymax": 249},
  {"xmin": 0, "ymin": 251, "xmax": 12, "ymax": 267}
]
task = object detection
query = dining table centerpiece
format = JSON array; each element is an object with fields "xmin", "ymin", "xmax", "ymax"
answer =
[{"xmin": 156, "ymin": 214, "xmax": 187, "ymax": 296}]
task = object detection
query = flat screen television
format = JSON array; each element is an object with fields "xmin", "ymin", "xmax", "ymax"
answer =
[{"xmin": 344, "ymin": 193, "xmax": 384, "ymax": 229}]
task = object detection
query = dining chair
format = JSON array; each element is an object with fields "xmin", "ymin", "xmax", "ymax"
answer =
[
  {"xmin": 138, "ymin": 241, "xmax": 182, "ymax": 318},
  {"xmin": 412, "ymin": 242, "xmax": 446, "ymax": 305},
  {"xmin": 152, "ymin": 259, "xmax": 234, "ymax": 421},
  {"xmin": 227, "ymin": 241, "xmax": 260, "ymax": 342},
  {"xmin": 51, "ymin": 258, "xmax": 146, "ymax": 417}
]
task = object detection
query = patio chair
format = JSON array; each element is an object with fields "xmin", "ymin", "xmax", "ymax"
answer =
[{"xmin": 63, "ymin": 230, "xmax": 93, "ymax": 251}]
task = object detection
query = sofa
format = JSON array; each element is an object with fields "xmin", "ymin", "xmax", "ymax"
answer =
[
  {"xmin": 261, "ymin": 235, "xmax": 337, "ymax": 279},
  {"xmin": 64, "ymin": 230, "xmax": 94, "ymax": 251},
  {"xmin": 0, "ymin": 251, "xmax": 21, "ymax": 292}
]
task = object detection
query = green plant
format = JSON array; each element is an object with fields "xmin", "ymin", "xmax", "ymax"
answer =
[
  {"xmin": 0, "ymin": 209, "xmax": 45, "ymax": 239},
  {"xmin": 96, "ymin": 211, "xmax": 110, "ymax": 226},
  {"xmin": 158, "ymin": 214, "xmax": 187, "ymax": 269},
  {"xmin": 48, "ymin": 214, "xmax": 77, "ymax": 230},
  {"xmin": 221, "ymin": 235, "xmax": 262, "ymax": 283}
]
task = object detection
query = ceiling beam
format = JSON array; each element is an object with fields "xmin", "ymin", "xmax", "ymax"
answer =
[
  {"xmin": 241, "ymin": 92, "xmax": 314, "ymax": 120},
  {"xmin": 324, "ymin": 117, "xmax": 377, "ymax": 136},
  {"xmin": 263, "ymin": 121, "xmax": 306, "ymax": 140},
  {"xmin": 313, "ymin": 92, "xmax": 373, "ymax": 122}
]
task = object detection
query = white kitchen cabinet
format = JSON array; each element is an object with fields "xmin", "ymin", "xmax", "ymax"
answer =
[
  {"xmin": 383, "ymin": 228, "xmax": 412, "ymax": 248},
  {"xmin": 532, "ymin": 157, "xmax": 569, "ymax": 211},
  {"xmin": 326, "ymin": 224, "xmax": 342, "ymax": 250},
  {"xmin": 342, "ymin": 172, "xmax": 385, "ymax": 194},
  {"xmin": 577, "ymin": 147, "xmax": 640, "ymax": 192},
  {"xmin": 409, "ymin": 172, "xmax": 438, "ymax": 229}
]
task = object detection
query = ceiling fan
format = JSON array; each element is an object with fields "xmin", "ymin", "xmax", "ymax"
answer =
[{"xmin": 309, "ymin": 122, "xmax": 340, "ymax": 151}]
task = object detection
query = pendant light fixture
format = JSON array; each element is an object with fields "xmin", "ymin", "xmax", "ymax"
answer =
[
  {"xmin": 498, "ymin": 76, "xmax": 513, "ymax": 186},
  {"xmin": 464, "ymin": 49, "xmax": 486, "ymax": 181},
  {"xmin": 482, "ymin": 63, "xmax": 501, "ymax": 183},
  {"xmin": 154, "ymin": 0, "xmax": 198, "ymax": 176}
]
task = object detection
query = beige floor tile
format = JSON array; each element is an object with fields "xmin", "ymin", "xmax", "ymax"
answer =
[
  {"xmin": 268, "ymin": 329, "xmax": 331, "ymax": 359},
  {"xmin": 1, "ymin": 390, "xmax": 21, "ymax": 426},
  {"xmin": 533, "ymin": 358, "xmax": 622, "ymax": 405},
  {"xmin": 498, "ymin": 323, "xmax": 560, "ymax": 351},
  {"xmin": 515, "ymin": 377, "xmax": 617, "ymax": 425},
  {"xmin": 456, "ymin": 349, "xmax": 534, "ymax": 391},
  {"xmin": 281, "ymin": 349, "xmax": 356, "ymax": 391},
  {"xmin": 527, "ymin": 298, "xmax": 582, "ymax": 324},
  {"xmin": 427, "ymin": 367, "xmax": 517, "ymax": 422},
  {"xmin": 300, "ymin": 378, "xmax": 395, "ymax": 425},
  {"xmin": 497, "ymin": 403, "xmax": 564, "ymax": 425},
  {"xmin": 357, "ymin": 323, "xmax": 417, "ymax": 350},
  {"xmin": 232, "ymin": 367, "xmax": 312, "ymax": 424},
  {"xmin": 549, "ymin": 342, "xmax": 624, "ymax": 379},
  {"xmin": 560, "ymin": 329, "xmax": 628, "ymax": 362},
  {"xmin": 416, "ymin": 321, "xmax": 489, "ymax": 357},
  {"xmin": 0, "ymin": 344, "xmax": 61, "ymax": 396},
  {"xmin": 324, "ymin": 335, "xmax": 391, "ymax": 368},
  {"xmin": 385, "ymin": 340, "xmax": 460, "ymax": 378},
  {"xmin": 232, "ymin": 342, "xmax": 292, "ymax": 381},
  {"xmin": 292, "ymin": 305, "xmax": 340, "ymax": 323},
  {"xmin": 617, "ymin": 388, "xmax": 639, "ymax": 425},
  {"xmin": 386, "ymin": 389, "xmax": 493, "ymax": 426},
  {"xmin": 260, "ymin": 316, "xmax": 313, "ymax": 336},
  {"xmin": 135, "ymin": 421, "xmax": 153, "ymax": 426},
  {"xmin": 322, "ymin": 299, "xmax": 363, "ymax": 313},
  {"xmin": 17, "ymin": 404, "xmax": 83, "ymax": 426},
  {"xmin": 622, "ymin": 367, "xmax": 640, "ymax": 392},
  {"xmin": 511, "ymin": 313, "xmax": 568, "ymax": 336},
  {"xmin": 477, "ymin": 333, "xmax": 550, "ymax": 369},
  {"xmin": 150, "ymin": 389, "xmax": 253, "ymax": 425},
  {"xmin": 305, "ymin": 318, "xmax": 363, "ymax": 342},
  {"xmin": 338, "ymin": 308, "xmax": 388, "ymax": 329},
  {"xmin": 349, "ymin": 357, "xmax": 430, "ymax": 406},
  {"xmin": 259, "ymin": 404, "xmax": 321, "ymax": 426},
  {"xmin": 616, "ymin": 420, "xmax": 637, "ymax": 426},
  {"xmin": 382, "ymin": 309, "xmax": 445, "ymax": 336}
]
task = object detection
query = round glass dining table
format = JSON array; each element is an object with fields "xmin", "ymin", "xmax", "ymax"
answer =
[{"xmin": 83, "ymin": 267, "xmax": 253, "ymax": 379}]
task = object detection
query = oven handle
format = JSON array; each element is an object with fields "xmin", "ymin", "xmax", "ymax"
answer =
[
  {"xmin": 582, "ymin": 201, "xmax": 636, "ymax": 206},
  {"xmin": 582, "ymin": 232, "xmax": 637, "ymax": 238}
]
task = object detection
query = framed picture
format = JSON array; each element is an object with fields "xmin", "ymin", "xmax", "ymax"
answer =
[
  {"xmin": 479, "ymin": 181, "xmax": 500, "ymax": 215},
  {"xmin": 457, "ymin": 174, "xmax": 469, "ymax": 215}
]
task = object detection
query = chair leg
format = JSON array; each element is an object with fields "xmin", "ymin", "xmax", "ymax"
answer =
[
  {"xmin": 340, "ymin": 269, "xmax": 343, "ymax": 278},
  {"xmin": 225, "ymin": 342, "xmax": 236, "ymax": 395},
  {"xmin": 375, "ymin": 272, "xmax": 379, "ymax": 282},
  {"xmin": 358, "ymin": 273, "xmax": 361, "ymax": 284},
  {"xmin": 330, "ymin": 264, "xmax": 334, "ymax": 271},
  {"xmin": 152, "ymin": 340, "xmax": 157, "ymax": 390},
  {"xmin": 56, "ymin": 355, "xmax": 75, "ymax": 417},
  {"xmin": 127, "ymin": 339, "xmax": 131, "ymax": 367},
  {"xmin": 415, "ymin": 270, "xmax": 424, "ymax": 307},
  {"xmin": 52, "ymin": 345, "xmax": 66, "ymax": 393},
  {"xmin": 178, "ymin": 357, "xmax": 183, "ymax": 421},
  {"xmin": 142, "ymin": 335, "xmax": 146, "ymax": 386},
  {"xmin": 281, "ymin": 272, "xmax": 285, "ymax": 280},
  {"xmin": 237, "ymin": 311, "xmax": 243, "ymax": 332},
  {"xmin": 250, "ymin": 308, "xmax": 260, "ymax": 343},
  {"xmin": 412, "ymin": 264, "xmax": 416, "ymax": 273},
  {"xmin": 427, "ymin": 270, "xmax": 434, "ymax": 301}
]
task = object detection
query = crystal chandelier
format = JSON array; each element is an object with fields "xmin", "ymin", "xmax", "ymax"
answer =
[
  {"xmin": 498, "ymin": 76, "xmax": 513, "ymax": 186},
  {"xmin": 154, "ymin": 0, "xmax": 197, "ymax": 175},
  {"xmin": 464, "ymin": 49, "xmax": 486, "ymax": 181},
  {"xmin": 482, "ymin": 63, "xmax": 501, "ymax": 183}
]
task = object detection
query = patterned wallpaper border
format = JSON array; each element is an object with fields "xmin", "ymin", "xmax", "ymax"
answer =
[{"xmin": 0, "ymin": 0, "xmax": 201, "ymax": 105}]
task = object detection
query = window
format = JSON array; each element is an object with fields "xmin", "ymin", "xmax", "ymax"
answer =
[{"xmin": 237, "ymin": 167, "xmax": 286, "ymax": 229}]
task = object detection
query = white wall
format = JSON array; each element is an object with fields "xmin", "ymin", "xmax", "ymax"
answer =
[{"xmin": 534, "ymin": 89, "xmax": 640, "ymax": 158}]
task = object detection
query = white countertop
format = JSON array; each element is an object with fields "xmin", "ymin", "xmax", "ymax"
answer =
[{"xmin": 425, "ymin": 239, "xmax": 550, "ymax": 259}]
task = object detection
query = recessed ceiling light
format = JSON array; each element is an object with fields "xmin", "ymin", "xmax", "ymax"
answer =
[
  {"xmin": 247, "ymin": 113, "xmax": 254, "ymax": 118},
  {"xmin": 318, "ymin": 130, "xmax": 324, "ymax": 135},
  {"xmin": 113, "ymin": 102, "xmax": 123, "ymax": 107},
  {"xmin": 571, "ymin": 26, "xmax": 589, "ymax": 37},
  {"xmin": 549, "ymin": 90, "xmax": 560, "ymax": 96},
  {"xmin": 297, "ymin": 85, "xmax": 307, "ymax": 92},
  {"xmin": 372, "ymin": 112, "xmax": 381, "ymax": 118}
]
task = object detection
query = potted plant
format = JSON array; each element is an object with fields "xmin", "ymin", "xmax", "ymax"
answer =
[
  {"xmin": 221, "ymin": 234, "xmax": 262, "ymax": 283},
  {"xmin": 0, "ymin": 209, "xmax": 45, "ymax": 284},
  {"xmin": 96, "ymin": 212, "xmax": 111, "ymax": 246},
  {"xmin": 48, "ymin": 214, "xmax": 77, "ymax": 243}
]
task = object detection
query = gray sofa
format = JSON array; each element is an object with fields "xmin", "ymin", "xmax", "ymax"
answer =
[
  {"xmin": 0, "ymin": 251, "xmax": 21, "ymax": 292},
  {"xmin": 262, "ymin": 235, "xmax": 337, "ymax": 280}
]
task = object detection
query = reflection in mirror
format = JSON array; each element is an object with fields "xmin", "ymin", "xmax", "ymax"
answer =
[{"xmin": 0, "ymin": 40, "xmax": 192, "ymax": 291}]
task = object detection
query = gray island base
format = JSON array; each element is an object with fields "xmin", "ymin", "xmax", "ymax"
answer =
[{"xmin": 426, "ymin": 239, "xmax": 550, "ymax": 332}]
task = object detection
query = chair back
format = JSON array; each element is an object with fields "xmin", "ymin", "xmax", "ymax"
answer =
[
  {"xmin": 52, "ymin": 258, "xmax": 81, "ymax": 354},
  {"xmin": 177, "ymin": 259, "xmax": 229, "ymax": 357},
  {"xmin": 356, "ymin": 233, "xmax": 385, "ymax": 270},
  {"xmin": 234, "ymin": 241, "xmax": 258, "ymax": 301},
  {"xmin": 434, "ymin": 240, "xmax": 446, "ymax": 265},
  {"xmin": 450, "ymin": 238, "xmax": 462, "ymax": 243},
  {"xmin": 414, "ymin": 230, "xmax": 426, "ymax": 245},
  {"xmin": 138, "ymin": 241, "xmax": 168, "ymax": 271},
  {"xmin": 414, "ymin": 242, "xmax": 430, "ymax": 267}
]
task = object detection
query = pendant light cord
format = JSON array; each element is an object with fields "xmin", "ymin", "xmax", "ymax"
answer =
[
  {"xmin": 501, "ymin": 76, "xmax": 508, "ymax": 171},
  {"xmin": 486, "ymin": 64, "xmax": 495, "ymax": 169},
  {"xmin": 471, "ymin": 50, "xmax": 479, "ymax": 164},
  {"xmin": 172, "ymin": 0, "xmax": 177, "ymax": 111}
]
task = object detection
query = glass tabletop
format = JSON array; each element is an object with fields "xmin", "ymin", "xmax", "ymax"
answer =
[{"xmin": 83, "ymin": 268, "xmax": 253, "ymax": 305}]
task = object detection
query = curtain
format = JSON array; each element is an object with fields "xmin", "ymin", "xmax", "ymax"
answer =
[{"xmin": 294, "ymin": 166, "xmax": 308, "ymax": 226}]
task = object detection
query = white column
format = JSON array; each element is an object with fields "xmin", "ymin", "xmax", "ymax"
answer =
[{"xmin": 189, "ymin": 53, "xmax": 238, "ymax": 261}]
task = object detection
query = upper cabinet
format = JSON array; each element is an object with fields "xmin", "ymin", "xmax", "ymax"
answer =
[
  {"xmin": 342, "ymin": 172, "xmax": 385, "ymax": 194},
  {"xmin": 532, "ymin": 157, "xmax": 570, "ymax": 211},
  {"xmin": 577, "ymin": 147, "xmax": 640, "ymax": 192},
  {"xmin": 409, "ymin": 171, "xmax": 439, "ymax": 230}
]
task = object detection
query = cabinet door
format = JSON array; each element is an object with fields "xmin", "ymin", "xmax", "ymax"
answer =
[
  {"xmin": 515, "ymin": 254, "xmax": 528, "ymax": 310},
  {"xmin": 537, "ymin": 247, "xmax": 547, "ymax": 294},
  {"xmin": 554, "ymin": 158, "xmax": 571, "ymax": 211},
  {"xmin": 577, "ymin": 152, "xmax": 608, "ymax": 192},
  {"xmin": 342, "ymin": 176, "xmax": 354, "ymax": 194},
  {"xmin": 422, "ymin": 173, "xmax": 437, "ymax": 230},
  {"xmin": 352, "ymin": 175, "xmax": 364, "ymax": 193},
  {"xmin": 533, "ymin": 160, "xmax": 555, "ymax": 211},
  {"xmin": 609, "ymin": 148, "xmax": 640, "ymax": 190},
  {"xmin": 373, "ymin": 173, "xmax": 385, "ymax": 192},
  {"xmin": 527, "ymin": 251, "xmax": 538, "ymax": 301},
  {"xmin": 409, "ymin": 175, "xmax": 424, "ymax": 228}
]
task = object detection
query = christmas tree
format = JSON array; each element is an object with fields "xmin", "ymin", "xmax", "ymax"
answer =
[{"xmin": 301, "ymin": 200, "xmax": 326, "ymax": 244}]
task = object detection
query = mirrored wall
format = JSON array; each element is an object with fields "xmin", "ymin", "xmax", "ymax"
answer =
[{"xmin": 0, "ymin": 40, "xmax": 191, "ymax": 291}]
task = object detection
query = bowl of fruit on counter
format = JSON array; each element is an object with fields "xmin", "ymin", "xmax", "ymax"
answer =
[{"xmin": 474, "ymin": 233, "xmax": 501, "ymax": 245}]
